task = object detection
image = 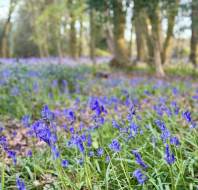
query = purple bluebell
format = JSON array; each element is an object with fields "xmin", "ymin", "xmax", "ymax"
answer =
[
  {"xmin": 172, "ymin": 87, "xmax": 179, "ymax": 95},
  {"xmin": 112, "ymin": 120, "xmax": 120, "ymax": 129},
  {"xmin": 31, "ymin": 120, "xmax": 51, "ymax": 145},
  {"xmin": 16, "ymin": 177, "xmax": 26, "ymax": 190},
  {"xmin": 27, "ymin": 150, "xmax": 32, "ymax": 157},
  {"xmin": 0, "ymin": 126, "xmax": 4, "ymax": 133},
  {"xmin": 129, "ymin": 122, "xmax": 139, "ymax": 137},
  {"xmin": 87, "ymin": 134, "xmax": 92, "ymax": 147},
  {"xmin": 190, "ymin": 122, "xmax": 197, "ymax": 129},
  {"xmin": 64, "ymin": 109, "xmax": 76, "ymax": 124},
  {"xmin": 69, "ymin": 127, "xmax": 75, "ymax": 134},
  {"xmin": 88, "ymin": 151, "xmax": 94, "ymax": 157},
  {"xmin": 97, "ymin": 148, "xmax": 104, "ymax": 157},
  {"xmin": 106, "ymin": 155, "xmax": 110, "ymax": 163},
  {"xmin": 170, "ymin": 136, "xmax": 180, "ymax": 147},
  {"xmin": 21, "ymin": 115, "xmax": 30, "ymax": 128},
  {"xmin": 41, "ymin": 105, "xmax": 54, "ymax": 121},
  {"xmin": 182, "ymin": 110, "xmax": 191, "ymax": 123},
  {"xmin": 51, "ymin": 145, "xmax": 60, "ymax": 159},
  {"xmin": 62, "ymin": 159, "xmax": 69, "ymax": 168},
  {"xmin": 77, "ymin": 158, "xmax": 84, "ymax": 165},
  {"xmin": 164, "ymin": 144, "xmax": 175, "ymax": 165},
  {"xmin": 132, "ymin": 150, "xmax": 148, "ymax": 169},
  {"xmin": 133, "ymin": 169, "xmax": 147, "ymax": 184},
  {"xmin": 33, "ymin": 82, "xmax": 39, "ymax": 94},
  {"xmin": 161, "ymin": 129, "xmax": 171, "ymax": 143},
  {"xmin": 52, "ymin": 79, "xmax": 58, "ymax": 87},
  {"xmin": 7, "ymin": 150, "xmax": 17, "ymax": 165},
  {"xmin": 77, "ymin": 139, "xmax": 84, "ymax": 153},
  {"xmin": 171, "ymin": 101, "xmax": 180, "ymax": 115},
  {"xmin": 109, "ymin": 139, "xmax": 121, "ymax": 153},
  {"xmin": 11, "ymin": 86, "xmax": 20, "ymax": 96}
]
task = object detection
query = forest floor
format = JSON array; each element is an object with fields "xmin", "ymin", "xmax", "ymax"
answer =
[{"xmin": 0, "ymin": 61, "xmax": 198, "ymax": 189}]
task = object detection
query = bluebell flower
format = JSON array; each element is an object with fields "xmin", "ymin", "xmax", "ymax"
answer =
[
  {"xmin": 129, "ymin": 122, "xmax": 139, "ymax": 137},
  {"xmin": 190, "ymin": 122, "xmax": 197, "ymax": 129},
  {"xmin": 7, "ymin": 150, "xmax": 17, "ymax": 165},
  {"xmin": 41, "ymin": 105, "xmax": 54, "ymax": 121},
  {"xmin": 52, "ymin": 79, "xmax": 58, "ymax": 88},
  {"xmin": 51, "ymin": 146, "xmax": 60, "ymax": 159},
  {"xmin": 21, "ymin": 115, "xmax": 30, "ymax": 128},
  {"xmin": 164, "ymin": 144, "xmax": 175, "ymax": 165},
  {"xmin": 27, "ymin": 150, "xmax": 32, "ymax": 157},
  {"xmin": 112, "ymin": 120, "xmax": 120, "ymax": 129},
  {"xmin": 172, "ymin": 87, "xmax": 179, "ymax": 95},
  {"xmin": 77, "ymin": 158, "xmax": 84, "ymax": 165},
  {"xmin": 109, "ymin": 139, "xmax": 121, "ymax": 153},
  {"xmin": 77, "ymin": 139, "xmax": 84, "ymax": 153},
  {"xmin": 16, "ymin": 177, "xmax": 26, "ymax": 190},
  {"xmin": 132, "ymin": 150, "xmax": 148, "ymax": 169},
  {"xmin": 69, "ymin": 127, "xmax": 75, "ymax": 134},
  {"xmin": 155, "ymin": 120, "xmax": 166, "ymax": 131},
  {"xmin": 33, "ymin": 81, "xmax": 39, "ymax": 94},
  {"xmin": 106, "ymin": 155, "xmax": 110, "ymax": 163},
  {"xmin": 87, "ymin": 134, "xmax": 92, "ymax": 147},
  {"xmin": 11, "ymin": 86, "xmax": 20, "ymax": 96},
  {"xmin": 171, "ymin": 101, "xmax": 179, "ymax": 115},
  {"xmin": 97, "ymin": 148, "xmax": 104, "ymax": 157},
  {"xmin": 161, "ymin": 129, "xmax": 171, "ymax": 143},
  {"xmin": 90, "ymin": 98, "xmax": 107, "ymax": 116},
  {"xmin": 0, "ymin": 126, "xmax": 4, "ymax": 133},
  {"xmin": 31, "ymin": 120, "xmax": 51, "ymax": 145},
  {"xmin": 170, "ymin": 136, "xmax": 180, "ymax": 147},
  {"xmin": 133, "ymin": 169, "xmax": 147, "ymax": 184},
  {"xmin": 88, "ymin": 151, "xmax": 94, "ymax": 157},
  {"xmin": 182, "ymin": 110, "xmax": 191, "ymax": 123},
  {"xmin": 62, "ymin": 159, "xmax": 69, "ymax": 168}
]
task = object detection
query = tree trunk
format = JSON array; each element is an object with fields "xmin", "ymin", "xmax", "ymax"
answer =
[
  {"xmin": 0, "ymin": 0, "xmax": 16, "ymax": 57},
  {"xmin": 78, "ymin": 17, "xmax": 83, "ymax": 57},
  {"xmin": 133, "ymin": 11, "xmax": 148, "ymax": 62},
  {"xmin": 89, "ymin": 8, "xmax": 96, "ymax": 64},
  {"xmin": 190, "ymin": 0, "xmax": 198, "ymax": 67},
  {"xmin": 110, "ymin": 0, "xmax": 129, "ymax": 67},
  {"xmin": 68, "ymin": 0, "xmax": 77, "ymax": 58},
  {"xmin": 149, "ymin": 7, "xmax": 165, "ymax": 77},
  {"xmin": 162, "ymin": 0, "xmax": 179, "ymax": 65},
  {"xmin": 69, "ymin": 14, "xmax": 77, "ymax": 58}
]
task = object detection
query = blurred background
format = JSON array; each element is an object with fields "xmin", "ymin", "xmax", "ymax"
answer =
[{"xmin": 0, "ymin": 0, "xmax": 197, "ymax": 76}]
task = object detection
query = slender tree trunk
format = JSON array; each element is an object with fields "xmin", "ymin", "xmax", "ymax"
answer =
[
  {"xmin": 68, "ymin": 0, "xmax": 77, "ymax": 58},
  {"xmin": 162, "ymin": 0, "xmax": 179, "ymax": 65},
  {"xmin": 105, "ymin": 26, "xmax": 114, "ymax": 54},
  {"xmin": 190, "ymin": 0, "xmax": 198, "ymax": 67},
  {"xmin": 78, "ymin": 17, "xmax": 83, "ymax": 57},
  {"xmin": 110, "ymin": 0, "xmax": 129, "ymax": 67},
  {"xmin": 104, "ymin": 6, "xmax": 114, "ymax": 54},
  {"xmin": 0, "ymin": 0, "xmax": 16, "ymax": 57},
  {"xmin": 89, "ymin": 8, "xmax": 96, "ymax": 64},
  {"xmin": 57, "ymin": 41, "xmax": 63, "ymax": 64},
  {"xmin": 1, "ymin": 23, "xmax": 11, "ymax": 57},
  {"xmin": 129, "ymin": 24, "xmax": 133, "ymax": 59},
  {"xmin": 134, "ymin": 12, "xmax": 148, "ymax": 62},
  {"xmin": 69, "ymin": 14, "xmax": 77, "ymax": 58},
  {"xmin": 149, "ymin": 7, "xmax": 165, "ymax": 77}
]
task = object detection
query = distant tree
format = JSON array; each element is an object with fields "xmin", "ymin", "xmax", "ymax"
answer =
[
  {"xmin": 110, "ymin": 0, "xmax": 129, "ymax": 67},
  {"xmin": 0, "ymin": 0, "xmax": 18, "ymax": 57},
  {"xmin": 190, "ymin": 0, "xmax": 198, "ymax": 67},
  {"xmin": 161, "ymin": 0, "xmax": 179, "ymax": 65},
  {"xmin": 133, "ymin": 0, "xmax": 149, "ymax": 62},
  {"xmin": 89, "ymin": 2, "xmax": 96, "ymax": 64}
]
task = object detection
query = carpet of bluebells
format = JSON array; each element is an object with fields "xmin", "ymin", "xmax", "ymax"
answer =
[{"xmin": 0, "ymin": 62, "xmax": 198, "ymax": 190}]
